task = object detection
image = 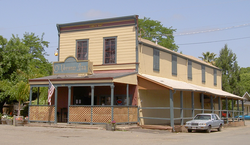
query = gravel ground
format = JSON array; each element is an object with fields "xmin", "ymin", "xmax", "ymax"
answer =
[{"xmin": 0, "ymin": 121, "xmax": 250, "ymax": 145}]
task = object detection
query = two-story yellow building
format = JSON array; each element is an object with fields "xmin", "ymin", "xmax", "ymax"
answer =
[{"xmin": 28, "ymin": 15, "xmax": 244, "ymax": 128}]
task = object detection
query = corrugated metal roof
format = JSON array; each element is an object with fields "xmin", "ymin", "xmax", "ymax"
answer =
[
  {"xmin": 139, "ymin": 74, "xmax": 243, "ymax": 100},
  {"xmin": 139, "ymin": 38, "xmax": 220, "ymax": 70}
]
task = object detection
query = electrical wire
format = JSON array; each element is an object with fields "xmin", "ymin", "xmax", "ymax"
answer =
[{"xmin": 177, "ymin": 36, "xmax": 250, "ymax": 45}]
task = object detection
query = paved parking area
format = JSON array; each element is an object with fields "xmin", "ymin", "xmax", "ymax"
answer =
[{"xmin": 0, "ymin": 121, "xmax": 250, "ymax": 145}]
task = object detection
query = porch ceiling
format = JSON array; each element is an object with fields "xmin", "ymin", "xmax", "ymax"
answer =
[
  {"xmin": 138, "ymin": 74, "xmax": 243, "ymax": 100},
  {"xmin": 29, "ymin": 72, "xmax": 137, "ymax": 85}
]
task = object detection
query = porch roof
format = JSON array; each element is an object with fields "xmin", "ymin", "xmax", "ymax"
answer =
[
  {"xmin": 138, "ymin": 74, "xmax": 243, "ymax": 100},
  {"xmin": 29, "ymin": 72, "xmax": 137, "ymax": 85}
]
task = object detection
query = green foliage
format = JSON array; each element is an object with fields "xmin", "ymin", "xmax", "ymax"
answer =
[
  {"xmin": 215, "ymin": 44, "xmax": 243, "ymax": 96},
  {"xmin": 138, "ymin": 17, "xmax": 178, "ymax": 51},
  {"xmin": 0, "ymin": 33, "xmax": 52, "ymax": 110},
  {"xmin": 239, "ymin": 67, "xmax": 250, "ymax": 94},
  {"xmin": 199, "ymin": 52, "xmax": 217, "ymax": 65}
]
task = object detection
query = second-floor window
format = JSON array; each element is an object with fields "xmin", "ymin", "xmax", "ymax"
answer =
[
  {"xmin": 104, "ymin": 37, "xmax": 116, "ymax": 64},
  {"xmin": 202, "ymin": 65, "xmax": 205, "ymax": 83},
  {"xmin": 153, "ymin": 49, "xmax": 159, "ymax": 71},
  {"xmin": 172, "ymin": 54, "xmax": 177, "ymax": 76},
  {"xmin": 188, "ymin": 60, "xmax": 192, "ymax": 80},
  {"xmin": 76, "ymin": 40, "xmax": 88, "ymax": 60},
  {"xmin": 214, "ymin": 69, "xmax": 217, "ymax": 86}
]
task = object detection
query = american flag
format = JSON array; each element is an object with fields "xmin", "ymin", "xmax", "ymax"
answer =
[{"xmin": 48, "ymin": 80, "xmax": 55, "ymax": 105}]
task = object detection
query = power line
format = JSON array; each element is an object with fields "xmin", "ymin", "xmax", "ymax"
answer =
[
  {"xmin": 177, "ymin": 36, "xmax": 250, "ymax": 45},
  {"xmin": 174, "ymin": 23, "xmax": 250, "ymax": 36},
  {"xmin": 139, "ymin": 22, "xmax": 250, "ymax": 37}
]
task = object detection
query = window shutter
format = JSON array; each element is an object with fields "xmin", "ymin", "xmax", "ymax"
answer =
[
  {"xmin": 172, "ymin": 55, "xmax": 177, "ymax": 75},
  {"xmin": 214, "ymin": 69, "xmax": 217, "ymax": 85},
  {"xmin": 188, "ymin": 60, "xmax": 192, "ymax": 80},
  {"xmin": 153, "ymin": 49, "xmax": 159, "ymax": 71},
  {"xmin": 202, "ymin": 65, "xmax": 205, "ymax": 83}
]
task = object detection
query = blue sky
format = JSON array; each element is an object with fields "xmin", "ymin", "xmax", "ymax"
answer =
[{"xmin": 1, "ymin": 0, "xmax": 250, "ymax": 67}]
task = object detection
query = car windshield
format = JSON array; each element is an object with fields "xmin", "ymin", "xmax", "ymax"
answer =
[{"xmin": 194, "ymin": 115, "xmax": 211, "ymax": 120}]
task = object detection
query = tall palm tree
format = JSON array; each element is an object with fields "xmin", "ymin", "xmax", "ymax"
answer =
[{"xmin": 199, "ymin": 52, "xmax": 217, "ymax": 65}]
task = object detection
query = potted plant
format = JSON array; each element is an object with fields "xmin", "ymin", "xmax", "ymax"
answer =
[
  {"xmin": 1, "ymin": 115, "xmax": 7, "ymax": 124},
  {"xmin": 23, "ymin": 116, "xmax": 28, "ymax": 125},
  {"xmin": 6, "ymin": 116, "xmax": 13, "ymax": 125},
  {"xmin": 15, "ymin": 116, "xmax": 24, "ymax": 126},
  {"xmin": 106, "ymin": 120, "xmax": 116, "ymax": 131}
]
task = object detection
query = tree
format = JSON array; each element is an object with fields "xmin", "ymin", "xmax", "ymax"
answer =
[
  {"xmin": 199, "ymin": 52, "xmax": 217, "ymax": 65},
  {"xmin": 238, "ymin": 67, "xmax": 250, "ymax": 95},
  {"xmin": 0, "ymin": 33, "xmax": 52, "ymax": 114},
  {"xmin": 138, "ymin": 17, "xmax": 178, "ymax": 51},
  {"xmin": 215, "ymin": 44, "xmax": 243, "ymax": 96}
]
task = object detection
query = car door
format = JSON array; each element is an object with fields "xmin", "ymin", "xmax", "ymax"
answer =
[{"xmin": 212, "ymin": 114, "xmax": 220, "ymax": 128}]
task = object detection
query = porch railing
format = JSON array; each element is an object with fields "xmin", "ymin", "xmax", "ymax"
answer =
[
  {"xmin": 29, "ymin": 105, "xmax": 55, "ymax": 123},
  {"xmin": 28, "ymin": 105, "xmax": 137, "ymax": 124},
  {"xmin": 69, "ymin": 105, "xmax": 138, "ymax": 124}
]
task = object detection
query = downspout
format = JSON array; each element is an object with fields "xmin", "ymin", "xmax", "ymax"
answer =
[
  {"xmin": 56, "ymin": 24, "xmax": 60, "ymax": 62},
  {"xmin": 135, "ymin": 15, "xmax": 139, "ymax": 72}
]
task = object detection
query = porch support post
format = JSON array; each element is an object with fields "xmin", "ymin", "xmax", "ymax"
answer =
[
  {"xmin": 210, "ymin": 95, "xmax": 214, "ymax": 113},
  {"xmin": 91, "ymin": 86, "xmax": 94, "ymax": 125},
  {"xmin": 242, "ymin": 99, "xmax": 245, "ymax": 121},
  {"xmin": 28, "ymin": 86, "xmax": 33, "ymax": 123},
  {"xmin": 237, "ymin": 99, "xmax": 239, "ymax": 119},
  {"xmin": 170, "ymin": 90, "xmax": 174, "ymax": 130},
  {"xmin": 180, "ymin": 91, "xmax": 183, "ymax": 126},
  {"xmin": 218, "ymin": 97, "xmax": 221, "ymax": 118},
  {"xmin": 232, "ymin": 99, "xmax": 234, "ymax": 122},
  {"xmin": 126, "ymin": 84, "xmax": 129, "ymax": 122},
  {"xmin": 37, "ymin": 87, "xmax": 39, "ymax": 105},
  {"xmin": 226, "ymin": 97, "xmax": 228, "ymax": 124},
  {"xmin": 126, "ymin": 84, "xmax": 129, "ymax": 106},
  {"xmin": 201, "ymin": 93, "xmax": 204, "ymax": 113},
  {"xmin": 67, "ymin": 86, "xmax": 71, "ymax": 124},
  {"xmin": 54, "ymin": 86, "xmax": 58, "ymax": 124},
  {"xmin": 191, "ymin": 92, "xmax": 194, "ymax": 117},
  {"xmin": 111, "ymin": 84, "xmax": 115, "ymax": 121}
]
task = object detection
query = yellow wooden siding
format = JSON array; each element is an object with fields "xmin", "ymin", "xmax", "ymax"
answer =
[
  {"xmin": 177, "ymin": 57, "xmax": 187, "ymax": 82},
  {"xmin": 206, "ymin": 67, "xmax": 214, "ymax": 88},
  {"xmin": 189, "ymin": 62, "xmax": 201, "ymax": 85},
  {"xmin": 59, "ymin": 26, "xmax": 136, "ymax": 68},
  {"xmin": 93, "ymin": 63, "xmax": 136, "ymax": 71},
  {"xmin": 217, "ymin": 70, "xmax": 222, "ymax": 89},
  {"xmin": 113, "ymin": 74, "xmax": 137, "ymax": 85},
  {"xmin": 139, "ymin": 44, "xmax": 222, "ymax": 90}
]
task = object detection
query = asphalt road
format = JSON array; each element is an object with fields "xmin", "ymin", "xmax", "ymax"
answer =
[{"xmin": 1, "ymin": 121, "xmax": 250, "ymax": 145}]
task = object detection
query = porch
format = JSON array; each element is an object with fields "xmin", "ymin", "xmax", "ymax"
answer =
[
  {"xmin": 138, "ymin": 74, "xmax": 245, "ymax": 129},
  {"xmin": 28, "ymin": 72, "xmax": 138, "ymax": 125}
]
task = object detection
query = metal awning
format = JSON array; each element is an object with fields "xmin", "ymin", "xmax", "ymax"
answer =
[{"xmin": 138, "ymin": 74, "xmax": 243, "ymax": 100}]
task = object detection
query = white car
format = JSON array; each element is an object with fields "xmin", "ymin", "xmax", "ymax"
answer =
[{"xmin": 185, "ymin": 113, "xmax": 224, "ymax": 133}]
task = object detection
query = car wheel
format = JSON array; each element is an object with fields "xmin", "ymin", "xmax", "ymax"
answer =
[
  {"xmin": 188, "ymin": 129, "xmax": 192, "ymax": 133},
  {"xmin": 206, "ymin": 126, "xmax": 211, "ymax": 133},
  {"xmin": 218, "ymin": 124, "xmax": 222, "ymax": 131}
]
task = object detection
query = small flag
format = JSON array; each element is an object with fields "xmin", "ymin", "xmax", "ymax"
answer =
[{"xmin": 48, "ymin": 80, "xmax": 55, "ymax": 105}]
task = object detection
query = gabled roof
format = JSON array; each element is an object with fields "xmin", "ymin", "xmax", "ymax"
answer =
[
  {"xmin": 138, "ymin": 38, "xmax": 220, "ymax": 70},
  {"xmin": 242, "ymin": 92, "xmax": 250, "ymax": 100}
]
